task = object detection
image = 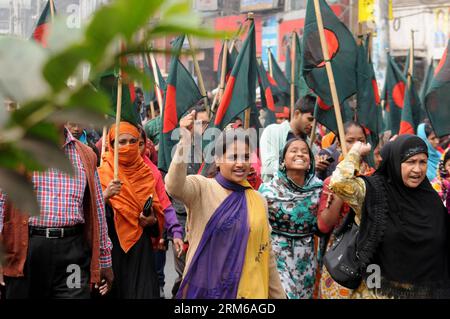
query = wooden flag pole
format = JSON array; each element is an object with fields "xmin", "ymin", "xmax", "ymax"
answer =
[
  {"xmin": 49, "ymin": 0, "xmax": 55, "ymax": 22},
  {"xmin": 150, "ymin": 100, "xmax": 156, "ymax": 119},
  {"xmin": 290, "ymin": 32, "xmax": 296, "ymax": 120},
  {"xmin": 210, "ymin": 40, "xmax": 229, "ymax": 113},
  {"xmin": 100, "ymin": 123, "xmax": 107, "ymax": 166},
  {"xmin": 367, "ymin": 32, "xmax": 372, "ymax": 62},
  {"xmin": 244, "ymin": 12, "xmax": 254, "ymax": 130},
  {"xmin": 113, "ymin": 67, "xmax": 123, "ymax": 180},
  {"xmin": 407, "ymin": 30, "xmax": 415, "ymax": 89},
  {"xmin": 313, "ymin": 0, "xmax": 348, "ymax": 155},
  {"xmin": 268, "ymin": 47, "xmax": 274, "ymax": 77},
  {"xmin": 309, "ymin": 119, "xmax": 317, "ymax": 148},
  {"xmin": 148, "ymin": 52, "xmax": 164, "ymax": 114},
  {"xmin": 187, "ymin": 35, "xmax": 210, "ymax": 118}
]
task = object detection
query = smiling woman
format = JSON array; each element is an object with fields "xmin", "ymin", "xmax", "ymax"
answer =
[
  {"xmin": 165, "ymin": 126, "xmax": 285, "ymax": 299},
  {"xmin": 259, "ymin": 138, "xmax": 323, "ymax": 299}
]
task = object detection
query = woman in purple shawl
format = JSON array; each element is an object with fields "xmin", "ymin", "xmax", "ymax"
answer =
[{"xmin": 164, "ymin": 110, "xmax": 285, "ymax": 299}]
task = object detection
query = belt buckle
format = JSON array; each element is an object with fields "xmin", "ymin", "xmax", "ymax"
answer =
[{"xmin": 45, "ymin": 228, "xmax": 64, "ymax": 239}]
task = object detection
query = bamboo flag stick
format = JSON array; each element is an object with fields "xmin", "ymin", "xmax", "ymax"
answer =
[
  {"xmin": 150, "ymin": 100, "xmax": 156, "ymax": 119},
  {"xmin": 244, "ymin": 12, "xmax": 254, "ymax": 130},
  {"xmin": 309, "ymin": 119, "xmax": 317, "ymax": 148},
  {"xmin": 148, "ymin": 52, "xmax": 164, "ymax": 114},
  {"xmin": 367, "ymin": 32, "xmax": 372, "ymax": 62},
  {"xmin": 187, "ymin": 35, "xmax": 210, "ymax": 118},
  {"xmin": 313, "ymin": 0, "xmax": 348, "ymax": 155},
  {"xmin": 100, "ymin": 123, "xmax": 107, "ymax": 166},
  {"xmin": 268, "ymin": 47, "xmax": 274, "ymax": 77},
  {"xmin": 49, "ymin": 0, "xmax": 55, "ymax": 22},
  {"xmin": 113, "ymin": 67, "xmax": 123, "ymax": 180},
  {"xmin": 290, "ymin": 32, "xmax": 296, "ymax": 120},
  {"xmin": 210, "ymin": 39, "xmax": 229, "ymax": 113},
  {"xmin": 244, "ymin": 108, "xmax": 251, "ymax": 129},
  {"xmin": 407, "ymin": 30, "xmax": 415, "ymax": 89}
]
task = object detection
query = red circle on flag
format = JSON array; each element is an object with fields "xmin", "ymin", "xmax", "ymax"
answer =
[
  {"xmin": 435, "ymin": 47, "xmax": 447, "ymax": 77},
  {"xmin": 372, "ymin": 79, "xmax": 381, "ymax": 105},
  {"xmin": 392, "ymin": 82, "xmax": 406, "ymax": 108},
  {"xmin": 317, "ymin": 97, "xmax": 332, "ymax": 111},
  {"xmin": 317, "ymin": 29, "xmax": 339, "ymax": 68}
]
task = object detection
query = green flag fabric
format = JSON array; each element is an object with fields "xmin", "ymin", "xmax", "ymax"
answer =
[
  {"xmin": 217, "ymin": 41, "xmax": 234, "ymax": 84},
  {"xmin": 213, "ymin": 19, "xmax": 257, "ymax": 130},
  {"xmin": 158, "ymin": 35, "xmax": 203, "ymax": 172},
  {"xmin": 98, "ymin": 67, "xmax": 142, "ymax": 128},
  {"xmin": 142, "ymin": 53, "xmax": 166, "ymax": 106},
  {"xmin": 420, "ymin": 59, "xmax": 435, "ymax": 104},
  {"xmin": 356, "ymin": 43, "xmax": 382, "ymax": 136},
  {"xmin": 257, "ymin": 59, "xmax": 277, "ymax": 126},
  {"xmin": 383, "ymin": 53, "xmax": 407, "ymax": 135},
  {"xmin": 286, "ymin": 32, "xmax": 310, "ymax": 100},
  {"xmin": 302, "ymin": 0, "xmax": 358, "ymax": 107},
  {"xmin": 425, "ymin": 40, "xmax": 450, "ymax": 137},
  {"xmin": 31, "ymin": 0, "xmax": 56, "ymax": 48}
]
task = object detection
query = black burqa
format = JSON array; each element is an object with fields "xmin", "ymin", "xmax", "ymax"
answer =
[{"xmin": 357, "ymin": 135, "xmax": 450, "ymax": 298}]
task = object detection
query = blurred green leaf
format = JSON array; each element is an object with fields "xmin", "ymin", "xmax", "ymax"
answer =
[
  {"xmin": 43, "ymin": 43, "xmax": 91, "ymax": 91},
  {"xmin": 67, "ymin": 84, "xmax": 111, "ymax": 114},
  {"xmin": 16, "ymin": 136, "xmax": 74, "ymax": 176},
  {"xmin": 26, "ymin": 122, "xmax": 61, "ymax": 144},
  {"xmin": 47, "ymin": 17, "xmax": 85, "ymax": 55},
  {"xmin": 0, "ymin": 38, "xmax": 50, "ymax": 103},
  {"xmin": 122, "ymin": 64, "xmax": 153, "ymax": 93},
  {"xmin": 48, "ymin": 108, "xmax": 113, "ymax": 129},
  {"xmin": 0, "ymin": 167, "xmax": 41, "ymax": 216}
]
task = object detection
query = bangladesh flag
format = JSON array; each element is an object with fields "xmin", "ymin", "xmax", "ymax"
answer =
[
  {"xmin": 98, "ymin": 66, "xmax": 142, "ymax": 128},
  {"xmin": 425, "ymin": 40, "xmax": 450, "ymax": 137},
  {"xmin": 257, "ymin": 59, "xmax": 277, "ymax": 126},
  {"xmin": 383, "ymin": 53, "xmax": 407, "ymax": 135},
  {"xmin": 302, "ymin": 0, "xmax": 358, "ymax": 107},
  {"xmin": 314, "ymin": 96, "xmax": 353, "ymax": 135},
  {"xmin": 267, "ymin": 49, "xmax": 290, "ymax": 107},
  {"xmin": 356, "ymin": 43, "xmax": 382, "ymax": 137},
  {"xmin": 420, "ymin": 59, "xmax": 435, "ymax": 103},
  {"xmin": 217, "ymin": 41, "xmax": 233, "ymax": 84},
  {"xmin": 403, "ymin": 51, "xmax": 411, "ymax": 78},
  {"xmin": 286, "ymin": 32, "xmax": 310, "ymax": 100},
  {"xmin": 213, "ymin": 20, "xmax": 257, "ymax": 130},
  {"xmin": 31, "ymin": 0, "xmax": 56, "ymax": 48},
  {"xmin": 158, "ymin": 35, "xmax": 203, "ymax": 172},
  {"xmin": 142, "ymin": 53, "xmax": 166, "ymax": 106}
]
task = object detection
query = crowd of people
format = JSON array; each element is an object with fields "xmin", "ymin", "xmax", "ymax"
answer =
[{"xmin": 1, "ymin": 90, "xmax": 450, "ymax": 300}]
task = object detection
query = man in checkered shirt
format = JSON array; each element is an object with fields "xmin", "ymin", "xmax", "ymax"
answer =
[{"xmin": 0, "ymin": 127, "xmax": 113, "ymax": 299}]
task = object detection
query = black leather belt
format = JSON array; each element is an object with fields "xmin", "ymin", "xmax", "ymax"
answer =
[{"xmin": 29, "ymin": 225, "xmax": 83, "ymax": 239}]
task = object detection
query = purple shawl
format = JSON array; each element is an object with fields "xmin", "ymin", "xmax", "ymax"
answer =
[{"xmin": 176, "ymin": 173, "xmax": 250, "ymax": 299}]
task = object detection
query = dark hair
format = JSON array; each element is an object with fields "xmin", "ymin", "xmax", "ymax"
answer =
[
  {"xmin": 135, "ymin": 87, "xmax": 144, "ymax": 95},
  {"xmin": 294, "ymin": 94, "xmax": 316, "ymax": 115},
  {"xmin": 443, "ymin": 149, "xmax": 450, "ymax": 167},
  {"xmin": 333, "ymin": 121, "xmax": 367, "ymax": 144},
  {"xmin": 424, "ymin": 123, "xmax": 435, "ymax": 138},
  {"xmin": 214, "ymin": 128, "xmax": 255, "ymax": 159},
  {"xmin": 344, "ymin": 121, "xmax": 367, "ymax": 139},
  {"xmin": 281, "ymin": 137, "xmax": 309, "ymax": 164}
]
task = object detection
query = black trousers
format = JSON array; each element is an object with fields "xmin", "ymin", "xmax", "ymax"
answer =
[{"xmin": 5, "ymin": 232, "xmax": 91, "ymax": 299}]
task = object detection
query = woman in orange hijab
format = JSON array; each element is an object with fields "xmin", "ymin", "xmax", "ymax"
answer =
[{"xmin": 98, "ymin": 122, "xmax": 164, "ymax": 299}]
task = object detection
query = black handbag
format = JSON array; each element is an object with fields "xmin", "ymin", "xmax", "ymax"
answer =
[{"xmin": 323, "ymin": 210, "xmax": 362, "ymax": 289}]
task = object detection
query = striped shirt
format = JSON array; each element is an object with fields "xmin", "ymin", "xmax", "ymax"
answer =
[{"xmin": 0, "ymin": 131, "xmax": 112, "ymax": 268}]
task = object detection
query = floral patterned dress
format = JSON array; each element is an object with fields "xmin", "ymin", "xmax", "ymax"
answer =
[{"xmin": 259, "ymin": 170, "xmax": 323, "ymax": 299}]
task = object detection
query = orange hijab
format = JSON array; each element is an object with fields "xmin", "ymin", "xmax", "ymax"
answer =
[{"xmin": 98, "ymin": 122, "xmax": 164, "ymax": 253}]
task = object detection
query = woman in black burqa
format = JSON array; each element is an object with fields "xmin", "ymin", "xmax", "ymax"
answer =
[{"xmin": 329, "ymin": 134, "xmax": 450, "ymax": 298}]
